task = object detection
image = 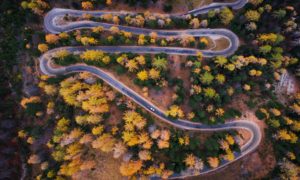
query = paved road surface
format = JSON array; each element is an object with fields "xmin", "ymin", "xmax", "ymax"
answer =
[{"xmin": 39, "ymin": 0, "xmax": 262, "ymax": 178}]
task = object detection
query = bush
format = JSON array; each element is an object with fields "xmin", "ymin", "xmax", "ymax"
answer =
[
  {"xmin": 255, "ymin": 109, "xmax": 266, "ymax": 120},
  {"xmin": 163, "ymin": 4, "xmax": 173, "ymax": 12}
]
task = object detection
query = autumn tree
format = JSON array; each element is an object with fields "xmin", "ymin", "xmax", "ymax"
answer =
[
  {"xmin": 38, "ymin": 43, "xmax": 48, "ymax": 52},
  {"xmin": 119, "ymin": 160, "xmax": 143, "ymax": 176},
  {"xmin": 82, "ymin": 1, "xmax": 93, "ymax": 10},
  {"xmin": 137, "ymin": 70, "xmax": 148, "ymax": 81},
  {"xmin": 219, "ymin": 7, "xmax": 234, "ymax": 25},
  {"xmin": 245, "ymin": 10, "xmax": 261, "ymax": 22},
  {"xmin": 200, "ymin": 72, "xmax": 214, "ymax": 85},
  {"xmin": 166, "ymin": 105, "xmax": 184, "ymax": 118},
  {"xmin": 152, "ymin": 56, "xmax": 167, "ymax": 70},
  {"xmin": 92, "ymin": 133, "xmax": 116, "ymax": 152},
  {"xmin": 207, "ymin": 157, "xmax": 219, "ymax": 168},
  {"xmin": 45, "ymin": 34, "xmax": 59, "ymax": 44}
]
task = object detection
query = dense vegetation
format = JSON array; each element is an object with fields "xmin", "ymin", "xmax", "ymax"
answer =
[
  {"xmin": 13, "ymin": 0, "xmax": 300, "ymax": 179},
  {"xmin": 0, "ymin": 0, "xmax": 26, "ymax": 178}
]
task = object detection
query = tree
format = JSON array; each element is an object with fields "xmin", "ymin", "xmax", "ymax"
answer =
[
  {"xmin": 109, "ymin": 26, "xmax": 120, "ymax": 34},
  {"xmin": 20, "ymin": 96, "xmax": 41, "ymax": 108},
  {"xmin": 273, "ymin": 9, "xmax": 286, "ymax": 20},
  {"xmin": 259, "ymin": 45, "xmax": 272, "ymax": 54},
  {"xmin": 157, "ymin": 139, "xmax": 170, "ymax": 149},
  {"xmin": 214, "ymin": 56, "xmax": 227, "ymax": 67},
  {"xmin": 135, "ymin": 55, "xmax": 146, "ymax": 65},
  {"xmin": 80, "ymin": 50, "xmax": 104, "ymax": 62},
  {"xmin": 249, "ymin": 0, "xmax": 263, "ymax": 6},
  {"xmin": 106, "ymin": 0, "xmax": 112, "ymax": 5},
  {"xmin": 79, "ymin": 134, "xmax": 93, "ymax": 144},
  {"xmin": 92, "ymin": 26, "xmax": 104, "ymax": 33},
  {"xmin": 28, "ymin": 154, "xmax": 41, "ymax": 164},
  {"xmin": 137, "ymin": 70, "xmax": 148, "ymax": 81},
  {"xmin": 190, "ymin": 18, "xmax": 200, "ymax": 29},
  {"xmin": 119, "ymin": 160, "xmax": 143, "ymax": 176},
  {"xmin": 215, "ymin": 108, "xmax": 224, "ymax": 117},
  {"xmin": 204, "ymin": 87, "xmax": 217, "ymax": 98},
  {"xmin": 149, "ymin": 68, "xmax": 160, "ymax": 79},
  {"xmin": 219, "ymin": 7, "xmax": 234, "ymax": 25},
  {"xmin": 224, "ymin": 151, "xmax": 235, "ymax": 161},
  {"xmin": 184, "ymin": 154, "xmax": 196, "ymax": 168},
  {"xmin": 243, "ymin": 84, "xmax": 251, "ymax": 91},
  {"xmin": 92, "ymin": 133, "xmax": 116, "ymax": 152},
  {"xmin": 200, "ymin": 72, "xmax": 214, "ymax": 85},
  {"xmin": 55, "ymin": 49, "xmax": 70, "ymax": 60},
  {"xmin": 45, "ymin": 34, "xmax": 59, "ymax": 44},
  {"xmin": 257, "ymin": 33, "xmax": 278, "ymax": 44},
  {"xmin": 279, "ymin": 158, "xmax": 300, "ymax": 179},
  {"xmin": 152, "ymin": 56, "xmax": 168, "ymax": 70},
  {"xmin": 245, "ymin": 10, "xmax": 261, "ymax": 22},
  {"xmin": 38, "ymin": 43, "xmax": 48, "ymax": 52},
  {"xmin": 138, "ymin": 34, "xmax": 146, "ymax": 45},
  {"xmin": 166, "ymin": 105, "xmax": 184, "ymax": 118},
  {"xmin": 43, "ymin": 84, "xmax": 57, "ymax": 96},
  {"xmin": 80, "ymin": 37, "xmax": 97, "ymax": 46},
  {"xmin": 149, "ymin": 32, "xmax": 158, "ymax": 43},
  {"xmin": 126, "ymin": 59, "xmax": 138, "ymax": 72},
  {"xmin": 207, "ymin": 157, "xmax": 219, "ymax": 168},
  {"xmin": 219, "ymin": 139, "xmax": 229, "ymax": 150},
  {"xmin": 123, "ymin": 111, "xmax": 146, "ymax": 130},
  {"xmin": 138, "ymin": 150, "xmax": 151, "ymax": 160},
  {"xmin": 81, "ymin": 1, "xmax": 93, "ymax": 10},
  {"xmin": 66, "ymin": 143, "xmax": 83, "ymax": 158},
  {"xmin": 113, "ymin": 142, "xmax": 127, "ymax": 159},
  {"xmin": 160, "ymin": 130, "xmax": 170, "ymax": 141},
  {"xmin": 215, "ymin": 74, "xmax": 225, "ymax": 84},
  {"xmin": 226, "ymin": 135, "xmax": 235, "ymax": 145},
  {"xmin": 246, "ymin": 22, "xmax": 257, "ymax": 31},
  {"xmin": 112, "ymin": 16, "xmax": 120, "ymax": 24}
]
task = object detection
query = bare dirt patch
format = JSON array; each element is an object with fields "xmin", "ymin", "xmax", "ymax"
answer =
[
  {"xmin": 212, "ymin": 37, "xmax": 230, "ymax": 51},
  {"xmin": 73, "ymin": 151, "xmax": 123, "ymax": 180}
]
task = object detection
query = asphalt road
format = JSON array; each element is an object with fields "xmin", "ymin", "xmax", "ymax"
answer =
[
  {"xmin": 44, "ymin": 8, "xmax": 240, "ymax": 57},
  {"xmin": 39, "ymin": 0, "xmax": 262, "ymax": 178}
]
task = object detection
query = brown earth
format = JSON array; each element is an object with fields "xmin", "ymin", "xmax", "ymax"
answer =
[
  {"xmin": 73, "ymin": 150, "xmax": 124, "ymax": 180},
  {"xmin": 189, "ymin": 138, "xmax": 276, "ymax": 180}
]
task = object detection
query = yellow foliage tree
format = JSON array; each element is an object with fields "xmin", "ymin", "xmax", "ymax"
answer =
[
  {"xmin": 45, "ymin": 34, "xmax": 59, "ymax": 44},
  {"xmin": 119, "ymin": 160, "xmax": 143, "ymax": 177},
  {"xmin": 81, "ymin": 1, "xmax": 93, "ymax": 10},
  {"xmin": 137, "ymin": 70, "xmax": 149, "ymax": 81},
  {"xmin": 184, "ymin": 154, "xmax": 196, "ymax": 168},
  {"xmin": 92, "ymin": 133, "xmax": 116, "ymax": 152},
  {"xmin": 126, "ymin": 59, "xmax": 139, "ymax": 72},
  {"xmin": 207, "ymin": 157, "xmax": 219, "ymax": 168},
  {"xmin": 38, "ymin": 43, "xmax": 48, "ymax": 52},
  {"xmin": 166, "ymin": 105, "xmax": 184, "ymax": 118},
  {"xmin": 149, "ymin": 68, "xmax": 160, "ymax": 79}
]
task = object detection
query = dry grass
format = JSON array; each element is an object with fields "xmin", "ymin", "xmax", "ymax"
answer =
[{"xmin": 73, "ymin": 151, "xmax": 124, "ymax": 180}]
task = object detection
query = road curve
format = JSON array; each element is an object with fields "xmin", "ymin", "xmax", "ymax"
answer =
[
  {"xmin": 188, "ymin": 0, "xmax": 248, "ymax": 15},
  {"xmin": 44, "ymin": 8, "xmax": 240, "ymax": 57},
  {"xmin": 39, "ymin": 1, "xmax": 262, "ymax": 178},
  {"xmin": 39, "ymin": 46, "xmax": 261, "ymax": 178}
]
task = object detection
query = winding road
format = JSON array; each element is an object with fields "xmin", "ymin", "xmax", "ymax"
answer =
[{"xmin": 39, "ymin": 0, "xmax": 262, "ymax": 178}]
